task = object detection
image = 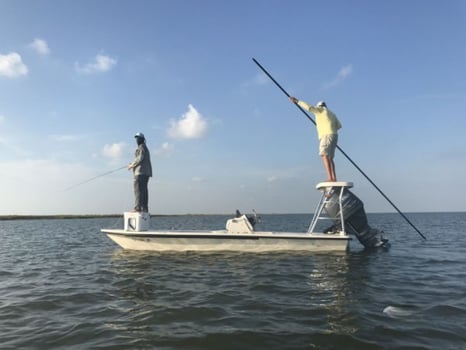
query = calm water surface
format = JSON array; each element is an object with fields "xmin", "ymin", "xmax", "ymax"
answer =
[{"xmin": 0, "ymin": 213, "xmax": 465, "ymax": 349}]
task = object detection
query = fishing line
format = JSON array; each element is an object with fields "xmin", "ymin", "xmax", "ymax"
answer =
[
  {"xmin": 64, "ymin": 165, "xmax": 126, "ymax": 191},
  {"xmin": 252, "ymin": 57, "xmax": 426, "ymax": 240}
]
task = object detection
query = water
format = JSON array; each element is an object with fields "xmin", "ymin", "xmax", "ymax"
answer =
[{"xmin": 0, "ymin": 213, "xmax": 465, "ymax": 350}]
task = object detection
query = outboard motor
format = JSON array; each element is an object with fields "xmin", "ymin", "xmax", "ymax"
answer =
[{"xmin": 324, "ymin": 187, "xmax": 387, "ymax": 248}]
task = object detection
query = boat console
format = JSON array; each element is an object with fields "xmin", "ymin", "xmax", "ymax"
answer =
[{"xmin": 226, "ymin": 214, "xmax": 255, "ymax": 234}]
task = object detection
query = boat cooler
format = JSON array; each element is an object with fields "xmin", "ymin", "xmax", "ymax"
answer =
[{"xmin": 124, "ymin": 212, "xmax": 150, "ymax": 231}]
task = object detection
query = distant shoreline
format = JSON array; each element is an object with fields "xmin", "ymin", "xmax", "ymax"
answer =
[
  {"xmin": 0, "ymin": 214, "xmax": 122, "ymax": 221},
  {"xmin": 0, "ymin": 214, "xmax": 226, "ymax": 221}
]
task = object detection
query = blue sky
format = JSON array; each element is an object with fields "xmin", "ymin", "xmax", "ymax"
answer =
[{"xmin": 0, "ymin": 0, "xmax": 465, "ymax": 215}]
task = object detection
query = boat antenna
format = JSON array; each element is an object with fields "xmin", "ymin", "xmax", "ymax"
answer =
[
  {"xmin": 252, "ymin": 57, "xmax": 426, "ymax": 240},
  {"xmin": 64, "ymin": 165, "xmax": 127, "ymax": 191}
]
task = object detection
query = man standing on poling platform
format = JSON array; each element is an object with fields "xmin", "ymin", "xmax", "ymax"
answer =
[
  {"xmin": 128, "ymin": 132, "xmax": 152, "ymax": 212},
  {"xmin": 289, "ymin": 97, "xmax": 341, "ymax": 182}
]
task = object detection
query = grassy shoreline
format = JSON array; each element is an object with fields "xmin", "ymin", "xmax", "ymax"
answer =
[
  {"xmin": 0, "ymin": 214, "xmax": 123, "ymax": 221},
  {"xmin": 0, "ymin": 213, "xmax": 228, "ymax": 221}
]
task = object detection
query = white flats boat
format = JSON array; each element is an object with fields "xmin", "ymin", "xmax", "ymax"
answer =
[{"xmin": 101, "ymin": 182, "xmax": 387, "ymax": 252}]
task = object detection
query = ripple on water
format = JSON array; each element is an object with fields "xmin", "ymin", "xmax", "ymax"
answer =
[{"xmin": 0, "ymin": 214, "xmax": 465, "ymax": 349}]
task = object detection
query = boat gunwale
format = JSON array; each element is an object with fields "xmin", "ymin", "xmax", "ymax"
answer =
[{"xmin": 101, "ymin": 229, "xmax": 351, "ymax": 241}]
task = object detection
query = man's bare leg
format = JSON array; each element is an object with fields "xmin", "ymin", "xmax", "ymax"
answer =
[{"xmin": 322, "ymin": 155, "xmax": 337, "ymax": 182}]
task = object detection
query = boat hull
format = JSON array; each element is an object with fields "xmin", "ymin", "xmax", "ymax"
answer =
[{"xmin": 101, "ymin": 229, "xmax": 350, "ymax": 252}]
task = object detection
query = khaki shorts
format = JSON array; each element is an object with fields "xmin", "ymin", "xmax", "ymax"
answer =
[{"xmin": 319, "ymin": 134, "xmax": 338, "ymax": 158}]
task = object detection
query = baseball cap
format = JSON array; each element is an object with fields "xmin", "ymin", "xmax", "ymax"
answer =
[{"xmin": 316, "ymin": 101, "xmax": 327, "ymax": 108}]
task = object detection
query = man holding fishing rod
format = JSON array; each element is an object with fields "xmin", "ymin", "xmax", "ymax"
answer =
[
  {"xmin": 289, "ymin": 97, "xmax": 341, "ymax": 182},
  {"xmin": 128, "ymin": 132, "xmax": 153, "ymax": 212}
]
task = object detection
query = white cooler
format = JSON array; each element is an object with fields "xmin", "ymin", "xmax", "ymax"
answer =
[{"xmin": 124, "ymin": 212, "xmax": 150, "ymax": 231}]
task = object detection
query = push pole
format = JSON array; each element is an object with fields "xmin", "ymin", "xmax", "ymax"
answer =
[{"xmin": 252, "ymin": 58, "xmax": 426, "ymax": 240}]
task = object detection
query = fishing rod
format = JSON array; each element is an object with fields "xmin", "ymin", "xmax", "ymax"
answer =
[
  {"xmin": 64, "ymin": 165, "xmax": 127, "ymax": 191},
  {"xmin": 252, "ymin": 57, "xmax": 426, "ymax": 240}
]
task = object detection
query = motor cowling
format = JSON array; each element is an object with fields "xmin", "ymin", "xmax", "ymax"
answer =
[{"xmin": 324, "ymin": 188, "xmax": 386, "ymax": 248}]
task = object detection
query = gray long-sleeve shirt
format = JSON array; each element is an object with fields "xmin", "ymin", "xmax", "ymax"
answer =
[{"xmin": 129, "ymin": 143, "xmax": 152, "ymax": 177}]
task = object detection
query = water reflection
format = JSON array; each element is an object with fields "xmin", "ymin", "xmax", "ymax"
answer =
[{"xmin": 107, "ymin": 247, "xmax": 386, "ymax": 343}]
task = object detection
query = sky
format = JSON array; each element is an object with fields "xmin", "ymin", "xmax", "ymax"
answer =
[{"xmin": 0, "ymin": 0, "xmax": 465, "ymax": 215}]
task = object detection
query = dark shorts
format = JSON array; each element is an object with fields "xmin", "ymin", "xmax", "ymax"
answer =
[{"xmin": 319, "ymin": 134, "xmax": 338, "ymax": 158}]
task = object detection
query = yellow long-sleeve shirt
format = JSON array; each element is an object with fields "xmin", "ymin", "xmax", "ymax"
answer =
[{"xmin": 297, "ymin": 100, "xmax": 342, "ymax": 139}]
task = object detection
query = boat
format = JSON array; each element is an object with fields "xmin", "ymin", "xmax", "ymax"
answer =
[
  {"xmin": 101, "ymin": 181, "xmax": 387, "ymax": 252},
  {"xmin": 101, "ymin": 182, "xmax": 387, "ymax": 252}
]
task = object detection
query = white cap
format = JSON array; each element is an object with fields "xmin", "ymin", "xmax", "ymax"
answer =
[{"xmin": 316, "ymin": 101, "xmax": 327, "ymax": 108}]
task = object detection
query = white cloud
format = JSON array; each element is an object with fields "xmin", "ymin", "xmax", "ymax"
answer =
[
  {"xmin": 29, "ymin": 38, "xmax": 50, "ymax": 56},
  {"xmin": 242, "ymin": 72, "xmax": 269, "ymax": 88},
  {"xmin": 167, "ymin": 104, "xmax": 208, "ymax": 140},
  {"xmin": 75, "ymin": 54, "xmax": 117, "ymax": 74},
  {"xmin": 191, "ymin": 177, "xmax": 203, "ymax": 183},
  {"xmin": 0, "ymin": 115, "xmax": 5, "ymax": 123},
  {"xmin": 49, "ymin": 134, "xmax": 82, "ymax": 142},
  {"xmin": 102, "ymin": 142, "xmax": 126, "ymax": 160},
  {"xmin": 0, "ymin": 52, "xmax": 28, "ymax": 78},
  {"xmin": 154, "ymin": 142, "xmax": 174, "ymax": 157},
  {"xmin": 324, "ymin": 64, "xmax": 353, "ymax": 89}
]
